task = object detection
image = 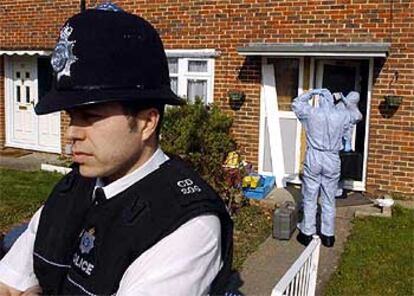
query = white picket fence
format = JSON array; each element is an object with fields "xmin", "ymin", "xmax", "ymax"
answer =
[{"xmin": 271, "ymin": 235, "xmax": 321, "ymax": 296}]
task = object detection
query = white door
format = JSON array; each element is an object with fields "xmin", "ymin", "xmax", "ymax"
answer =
[
  {"xmin": 5, "ymin": 55, "xmax": 61, "ymax": 153},
  {"xmin": 37, "ymin": 113, "xmax": 60, "ymax": 150},
  {"xmin": 11, "ymin": 58, "xmax": 38, "ymax": 145}
]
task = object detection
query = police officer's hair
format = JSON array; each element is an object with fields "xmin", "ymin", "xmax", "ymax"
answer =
[{"xmin": 120, "ymin": 101, "xmax": 165, "ymax": 137}]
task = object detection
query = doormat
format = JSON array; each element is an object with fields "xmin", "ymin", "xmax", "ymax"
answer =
[
  {"xmin": 0, "ymin": 148, "xmax": 32, "ymax": 158},
  {"xmin": 336, "ymin": 192, "xmax": 372, "ymax": 207}
]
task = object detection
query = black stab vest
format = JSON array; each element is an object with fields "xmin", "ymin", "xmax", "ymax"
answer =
[{"xmin": 33, "ymin": 157, "xmax": 233, "ymax": 295}]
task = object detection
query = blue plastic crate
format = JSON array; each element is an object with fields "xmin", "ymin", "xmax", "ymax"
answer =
[{"xmin": 243, "ymin": 176, "xmax": 275, "ymax": 200}]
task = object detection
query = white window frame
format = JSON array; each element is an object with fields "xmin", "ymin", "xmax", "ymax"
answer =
[
  {"xmin": 166, "ymin": 49, "xmax": 217, "ymax": 104},
  {"xmin": 258, "ymin": 56, "xmax": 303, "ymax": 187}
]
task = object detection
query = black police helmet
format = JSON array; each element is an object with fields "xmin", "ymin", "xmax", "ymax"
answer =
[{"xmin": 35, "ymin": 5, "xmax": 184, "ymax": 115}]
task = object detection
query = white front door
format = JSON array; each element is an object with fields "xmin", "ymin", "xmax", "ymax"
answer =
[
  {"xmin": 11, "ymin": 58, "xmax": 38, "ymax": 145},
  {"xmin": 5, "ymin": 55, "xmax": 61, "ymax": 153}
]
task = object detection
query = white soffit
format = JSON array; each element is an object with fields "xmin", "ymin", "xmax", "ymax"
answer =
[
  {"xmin": 237, "ymin": 43, "xmax": 390, "ymax": 58},
  {"xmin": 0, "ymin": 50, "xmax": 52, "ymax": 56},
  {"xmin": 165, "ymin": 49, "xmax": 220, "ymax": 58}
]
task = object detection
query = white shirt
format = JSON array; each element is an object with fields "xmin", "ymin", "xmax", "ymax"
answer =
[{"xmin": 0, "ymin": 148, "xmax": 222, "ymax": 295}]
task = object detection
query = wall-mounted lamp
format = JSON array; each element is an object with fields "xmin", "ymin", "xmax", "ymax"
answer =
[
  {"xmin": 228, "ymin": 90, "xmax": 245, "ymax": 102},
  {"xmin": 384, "ymin": 71, "xmax": 403, "ymax": 108},
  {"xmin": 384, "ymin": 95, "xmax": 403, "ymax": 107},
  {"xmin": 228, "ymin": 90, "xmax": 245, "ymax": 111}
]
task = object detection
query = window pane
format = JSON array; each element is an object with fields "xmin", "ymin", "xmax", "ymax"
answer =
[
  {"xmin": 26, "ymin": 86, "xmax": 30, "ymax": 103},
  {"xmin": 25, "ymin": 72, "xmax": 30, "ymax": 79},
  {"xmin": 269, "ymin": 58, "xmax": 299, "ymax": 111},
  {"xmin": 168, "ymin": 58, "xmax": 178, "ymax": 74},
  {"xmin": 188, "ymin": 60, "xmax": 207, "ymax": 72},
  {"xmin": 187, "ymin": 79, "xmax": 207, "ymax": 103},
  {"xmin": 170, "ymin": 77, "xmax": 178, "ymax": 95},
  {"xmin": 16, "ymin": 72, "xmax": 21, "ymax": 79},
  {"xmin": 16, "ymin": 86, "xmax": 21, "ymax": 102}
]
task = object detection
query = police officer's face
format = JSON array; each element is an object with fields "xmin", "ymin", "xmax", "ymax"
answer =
[{"xmin": 66, "ymin": 102, "xmax": 160, "ymax": 183}]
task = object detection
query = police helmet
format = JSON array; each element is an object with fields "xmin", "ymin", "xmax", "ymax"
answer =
[{"xmin": 35, "ymin": 3, "xmax": 184, "ymax": 115}]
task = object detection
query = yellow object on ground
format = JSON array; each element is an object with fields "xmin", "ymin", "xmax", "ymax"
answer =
[
  {"xmin": 242, "ymin": 176, "xmax": 251, "ymax": 187},
  {"xmin": 242, "ymin": 175, "xmax": 261, "ymax": 188},
  {"xmin": 250, "ymin": 176, "xmax": 260, "ymax": 188},
  {"xmin": 225, "ymin": 151, "xmax": 240, "ymax": 168}
]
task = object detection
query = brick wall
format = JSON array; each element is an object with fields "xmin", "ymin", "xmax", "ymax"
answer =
[
  {"xmin": 0, "ymin": 1, "xmax": 80, "ymax": 50},
  {"xmin": 362, "ymin": 1, "xmax": 414, "ymax": 196},
  {"xmin": 1, "ymin": 0, "xmax": 412, "ymax": 195}
]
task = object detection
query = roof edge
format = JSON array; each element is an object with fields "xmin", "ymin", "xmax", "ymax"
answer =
[
  {"xmin": 237, "ymin": 42, "xmax": 390, "ymax": 57},
  {"xmin": 0, "ymin": 50, "xmax": 52, "ymax": 56}
]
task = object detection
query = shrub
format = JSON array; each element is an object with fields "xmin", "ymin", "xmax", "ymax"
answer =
[{"xmin": 160, "ymin": 100, "xmax": 246, "ymax": 213}]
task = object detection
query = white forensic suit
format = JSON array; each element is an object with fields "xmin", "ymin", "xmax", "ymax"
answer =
[{"xmin": 292, "ymin": 89, "xmax": 350, "ymax": 236}]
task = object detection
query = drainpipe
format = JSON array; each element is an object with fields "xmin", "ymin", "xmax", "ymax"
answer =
[{"xmin": 80, "ymin": 0, "xmax": 86, "ymax": 12}]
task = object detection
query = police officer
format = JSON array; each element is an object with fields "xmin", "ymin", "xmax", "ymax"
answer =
[{"xmin": 0, "ymin": 4, "xmax": 232, "ymax": 295}]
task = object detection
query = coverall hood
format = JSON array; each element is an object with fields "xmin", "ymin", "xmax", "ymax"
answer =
[
  {"xmin": 344, "ymin": 91, "xmax": 360, "ymax": 105},
  {"xmin": 318, "ymin": 90, "xmax": 335, "ymax": 109}
]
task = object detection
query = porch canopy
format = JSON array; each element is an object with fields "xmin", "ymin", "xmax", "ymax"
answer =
[
  {"xmin": 237, "ymin": 42, "xmax": 390, "ymax": 57},
  {"xmin": 0, "ymin": 50, "xmax": 52, "ymax": 56}
]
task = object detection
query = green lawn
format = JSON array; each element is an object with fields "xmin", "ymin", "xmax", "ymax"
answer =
[
  {"xmin": 324, "ymin": 205, "xmax": 414, "ymax": 296},
  {"xmin": 0, "ymin": 168, "xmax": 61, "ymax": 232}
]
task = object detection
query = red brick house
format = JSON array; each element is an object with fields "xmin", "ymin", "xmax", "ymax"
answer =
[{"xmin": 1, "ymin": 0, "xmax": 413, "ymax": 196}]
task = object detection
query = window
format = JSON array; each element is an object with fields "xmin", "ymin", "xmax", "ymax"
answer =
[
  {"xmin": 168, "ymin": 58, "xmax": 178, "ymax": 95},
  {"xmin": 166, "ymin": 51, "xmax": 215, "ymax": 104},
  {"xmin": 268, "ymin": 58, "xmax": 299, "ymax": 111}
]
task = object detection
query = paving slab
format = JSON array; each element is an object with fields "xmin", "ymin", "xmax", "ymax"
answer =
[{"xmin": 0, "ymin": 151, "xmax": 63, "ymax": 171}]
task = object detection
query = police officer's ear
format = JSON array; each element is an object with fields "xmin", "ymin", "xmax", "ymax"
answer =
[{"xmin": 136, "ymin": 107, "xmax": 161, "ymax": 142}]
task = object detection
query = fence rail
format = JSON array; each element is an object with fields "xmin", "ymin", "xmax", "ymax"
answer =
[{"xmin": 271, "ymin": 235, "xmax": 321, "ymax": 296}]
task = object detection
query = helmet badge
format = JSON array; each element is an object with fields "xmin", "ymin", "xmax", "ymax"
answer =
[
  {"xmin": 96, "ymin": 2, "xmax": 123, "ymax": 12},
  {"xmin": 51, "ymin": 24, "xmax": 78, "ymax": 81}
]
